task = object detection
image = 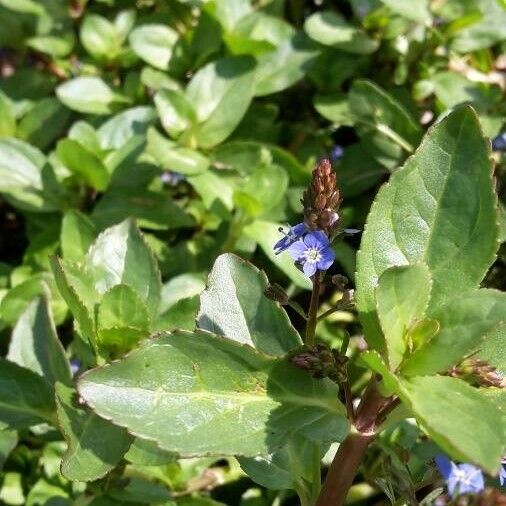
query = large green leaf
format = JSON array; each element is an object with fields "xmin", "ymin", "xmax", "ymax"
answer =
[
  {"xmin": 7, "ymin": 296, "xmax": 71, "ymax": 387},
  {"xmin": 78, "ymin": 330, "xmax": 348, "ymax": 457},
  {"xmin": 85, "ymin": 219, "xmax": 162, "ymax": 320},
  {"xmin": 0, "ymin": 359, "xmax": 55, "ymax": 429},
  {"xmin": 376, "ymin": 264, "xmax": 432, "ymax": 370},
  {"xmin": 398, "ymin": 375, "xmax": 503, "ymax": 474},
  {"xmin": 401, "ymin": 289, "xmax": 506, "ymax": 376},
  {"xmin": 356, "ymin": 107, "xmax": 498, "ymax": 352},
  {"xmin": 185, "ymin": 56, "xmax": 256, "ymax": 148},
  {"xmin": 197, "ymin": 254, "xmax": 301, "ymax": 356},
  {"xmin": 55, "ymin": 383, "xmax": 133, "ymax": 481}
]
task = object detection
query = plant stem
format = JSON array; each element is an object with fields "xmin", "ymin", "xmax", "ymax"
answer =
[
  {"xmin": 316, "ymin": 377, "xmax": 387, "ymax": 506},
  {"xmin": 305, "ymin": 273, "xmax": 321, "ymax": 346}
]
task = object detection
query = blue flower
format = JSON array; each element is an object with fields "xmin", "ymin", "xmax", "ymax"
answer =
[
  {"xmin": 492, "ymin": 133, "xmax": 506, "ymax": 152},
  {"xmin": 274, "ymin": 222, "xmax": 308, "ymax": 255},
  {"xmin": 435, "ymin": 455, "xmax": 484, "ymax": 497},
  {"xmin": 330, "ymin": 145, "xmax": 344, "ymax": 162},
  {"xmin": 286, "ymin": 230, "xmax": 335, "ymax": 277},
  {"xmin": 500, "ymin": 458, "xmax": 506, "ymax": 486}
]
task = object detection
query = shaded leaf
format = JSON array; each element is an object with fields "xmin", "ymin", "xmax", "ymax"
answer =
[{"xmin": 197, "ymin": 254, "xmax": 301, "ymax": 355}]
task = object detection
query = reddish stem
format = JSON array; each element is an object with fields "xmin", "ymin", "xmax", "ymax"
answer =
[{"xmin": 316, "ymin": 377, "xmax": 387, "ymax": 506}]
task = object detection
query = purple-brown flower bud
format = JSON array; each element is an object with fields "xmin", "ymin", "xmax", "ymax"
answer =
[
  {"xmin": 302, "ymin": 158, "xmax": 342, "ymax": 234},
  {"xmin": 448, "ymin": 358, "xmax": 504, "ymax": 389}
]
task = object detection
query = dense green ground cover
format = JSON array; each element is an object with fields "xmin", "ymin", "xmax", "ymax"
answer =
[{"xmin": 0, "ymin": 0, "xmax": 505, "ymax": 505}]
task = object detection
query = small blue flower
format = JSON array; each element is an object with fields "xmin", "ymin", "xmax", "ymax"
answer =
[
  {"xmin": 70, "ymin": 359, "xmax": 81, "ymax": 376},
  {"xmin": 330, "ymin": 145, "xmax": 344, "ymax": 162},
  {"xmin": 492, "ymin": 133, "xmax": 506, "ymax": 152},
  {"xmin": 435, "ymin": 455, "xmax": 484, "ymax": 497},
  {"xmin": 286, "ymin": 230, "xmax": 335, "ymax": 277},
  {"xmin": 274, "ymin": 222, "xmax": 307, "ymax": 255},
  {"xmin": 160, "ymin": 171, "xmax": 186, "ymax": 186},
  {"xmin": 499, "ymin": 458, "xmax": 506, "ymax": 486}
]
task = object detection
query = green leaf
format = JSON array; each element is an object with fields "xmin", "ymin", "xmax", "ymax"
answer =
[
  {"xmin": 450, "ymin": 0, "xmax": 506, "ymax": 52},
  {"xmin": 97, "ymin": 106, "xmax": 157, "ymax": 150},
  {"xmin": 477, "ymin": 322, "xmax": 506, "ymax": 376},
  {"xmin": 78, "ymin": 330, "xmax": 348, "ymax": 457},
  {"xmin": 0, "ymin": 137, "xmax": 60, "ymax": 212},
  {"xmin": 185, "ymin": 56, "xmax": 256, "ymax": 148},
  {"xmin": 348, "ymin": 80, "xmax": 422, "ymax": 157},
  {"xmin": 85, "ymin": 219, "xmax": 162, "ymax": 320},
  {"xmin": 356, "ymin": 106, "xmax": 498, "ymax": 352},
  {"xmin": 378, "ymin": 0, "xmax": 431, "ymax": 24},
  {"xmin": 304, "ymin": 11, "xmax": 379, "ymax": 54},
  {"xmin": 154, "ymin": 89, "xmax": 197, "ymax": 139},
  {"xmin": 57, "ymin": 139, "xmax": 110, "ymax": 191},
  {"xmin": 61, "ymin": 210, "xmax": 97, "ymax": 263},
  {"xmin": 0, "ymin": 430, "xmax": 17, "ymax": 471},
  {"xmin": 400, "ymin": 289, "xmax": 506, "ymax": 376},
  {"xmin": 398, "ymin": 375, "xmax": 503, "ymax": 473},
  {"xmin": 68, "ymin": 121, "xmax": 102, "ymax": 154},
  {"xmin": 0, "ymin": 90, "xmax": 16, "ymax": 137},
  {"xmin": 234, "ymin": 163, "xmax": 289, "ymax": 217},
  {"xmin": 7, "ymin": 296, "xmax": 71, "ymax": 387},
  {"xmin": 243, "ymin": 221, "xmax": 312, "ymax": 290},
  {"xmin": 129, "ymin": 24, "xmax": 179, "ymax": 70},
  {"xmin": 238, "ymin": 438, "xmax": 316, "ymax": 496},
  {"xmin": 146, "ymin": 128, "xmax": 209, "ymax": 176},
  {"xmin": 26, "ymin": 33, "xmax": 75, "ymax": 58},
  {"xmin": 376, "ymin": 264, "xmax": 432, "ymax": 370},
  {"xmin": 197, "ymin": 254, "xmax": 302, "ymax": 355},
  {"xmin": 97, "ymin": 284, "xmax": 150, "ymax": 355},
  {"xmin": 17, "ymin": 98, "xmax": 72, "ymax": 151},
  {"xmin": 56, "ymin": 77, "xmax": 124, "ymax": 115},
  {"xmin": 50, "ymin": 257, "xmax": 97, "ymax": 349},
  {"xmin": 0, "ymin": 358, "xmax": 55, "ymax": 429},
  {"xmin": 254, "ymin": 33, "xmax": 317, "ymax": 96},
  {"xmin": 55, "ymin": 383, "xmax": 132, "ymax": 481},
  {"xmin": 80, "ymin": 14, "xmax": 122, "ymax": 60},
  {"xmin": 124, "ymin": 438, "xmax": 176, "ymax": 466}
]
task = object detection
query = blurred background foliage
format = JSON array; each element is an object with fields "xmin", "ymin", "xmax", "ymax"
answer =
[{"xmin": 0, "ymin": 0, "xmax": 505, "ymax": 504}]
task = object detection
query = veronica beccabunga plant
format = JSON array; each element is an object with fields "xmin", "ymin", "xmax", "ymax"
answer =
[{"xmin": 1, "ymin": 106, "xmax": 504, "ymax": 506}]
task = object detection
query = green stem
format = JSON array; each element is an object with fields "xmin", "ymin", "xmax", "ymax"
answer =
[
  {"xmin": 375, "ymin": 123, "xmax": 414, "ymax": 153},
  {"xmin": 305, "ymin": 273, "xmax": 322, "ymax": 346}
]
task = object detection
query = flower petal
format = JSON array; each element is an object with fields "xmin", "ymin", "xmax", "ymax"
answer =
[
  {"xmin": 303, "ymin": 261, "xmax": 317, "ymax": 277},
  {"xmin": 317, "ymin": 246, "xmax": 335, "ymax": 271},
  {"xmin": 304, "ymin": 230, "xmax": 329, "ymax": 249},
  {"xmin": 435, "ymin": 455, "xmax": 453, "ymax": 480},
  {"xmin": 286, "ymin": 239, "xmax": 307, "ymax": 261}
]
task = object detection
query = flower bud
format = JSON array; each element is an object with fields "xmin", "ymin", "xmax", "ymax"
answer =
[{"xmin": 302, "ymin": 158, "xmax": 342, "ymax": 234}]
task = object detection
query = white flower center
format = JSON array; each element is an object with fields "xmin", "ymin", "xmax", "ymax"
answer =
[{"xmin": 304, "ymin": 247, "xmax": 321, "ymax": 263}]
